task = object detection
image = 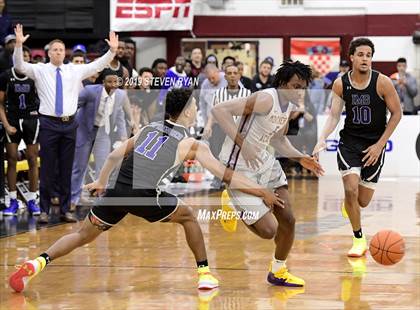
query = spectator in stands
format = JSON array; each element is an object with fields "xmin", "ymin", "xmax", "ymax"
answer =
[
  {"xmin": 121, "ymin": 38, "xmax": 138, "ymax": 78},
  {"xmin": 199, "ymin": 64, "xmax": 227, "ymax": 126},
  {"xmin": 308, "ymin": 67, "xmax": 328, "ymax": 115},
  {"xmin": 221, "ymin": 56, "xmax": 235, "ymax": 70},
  {"xmin": 158, "ymin": 56, "xmax": 189, "ymax": 102},
  {"xmin": 184, "ymin": 59, "xmax": 193, "ymax": 77},
  {"xmin": 128, "ymin": 67, "xmax": 158, "ymax": 126},
  {"xmin": 70, "ymin": 73, "xmax": 128, "ymax": 212},
  {"xmin": 70, "ymin": 51, "xmax": 85, "ymax": 65},
  {"xmin": 251, "ymin": 59, "xmax": 274, "ymax": 92},
  {"xmin": 235, "ymin": 60, "xmax": 252, "ymax": 90},
  {"xmin": 0, "ymin": 0, "xmax": 13, "ymax": 48},
  {"xmin": 391, "ymin": 57, "xmax": 418, "ymax": 115},
  {"xmin": 0, "ymin": 34, "xmax": 15, "ymax": 73},
  {"xmin": 205, "ymin": 54, "xmax": 218, "ymax": 68},
  {"xmin": 190, "ymin": 48, "xmax": 204, "ymax": 78},
  {"xmin": 96, "ymin": 40, "xmax": 129, "ymax": 88},
  {"xmin": 151, "ymin": 58, "xmax": 168, "ymax": 89}
]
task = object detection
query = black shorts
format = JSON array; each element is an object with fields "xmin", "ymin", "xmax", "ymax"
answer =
[
  {"xmin": 5, "ymin": 117, "xmax": 40, "ymax": 145},
  {"xmin": 337, "ymin": 140, "xmax": 386, "ymax": 188},
  {"xmin": 89, "ymin": 182, "xmax": 179, "ymax": 229}
]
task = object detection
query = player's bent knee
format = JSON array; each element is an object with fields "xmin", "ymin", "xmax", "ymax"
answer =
[
  {"xmin": 88, "ymin": 212, "xmax": 112, "ymax": 231},
  {"xmin": 259, "ymin": 226, "xmax": 276, "ymax": 239},
  {"xmin": 344, "ymin": 187, "xmax": 358, "ymax": 200},
  {"xmin": 358, "ymin": 198, "xmax": 369, "ymax": 208}
]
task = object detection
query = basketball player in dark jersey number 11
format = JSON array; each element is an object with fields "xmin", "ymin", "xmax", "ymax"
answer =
[
  {"xmin": 9, "ymin": 88, "xmax": 284, "ymax": 293},
  {"xmin": 313, "ymin": 38, "xmax": 402, "ymax": 257}
]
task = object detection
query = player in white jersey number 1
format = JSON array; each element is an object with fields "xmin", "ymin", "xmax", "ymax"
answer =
[{"xmin": 212, "ymin": 61, "xmax": 324, "ymax": 287}]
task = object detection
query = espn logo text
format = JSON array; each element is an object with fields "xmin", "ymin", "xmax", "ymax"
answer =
[{"xmin": 116, "ymin": 0, "xmax": 191, "ymax": 19}]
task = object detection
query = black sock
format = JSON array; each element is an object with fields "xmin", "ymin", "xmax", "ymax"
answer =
[
  {"xmin": 40, "ymin": 253, "xmax": 51, "ymax": 265},
  {"xmin": 197, "ymin": 260, "xmax": 208, "ymax": 268},
  {"xmin": 353, "ymin": 229, "xmax": 363, "ymax": 239}
]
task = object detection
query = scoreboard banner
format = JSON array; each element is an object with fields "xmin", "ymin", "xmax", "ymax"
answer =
[{"xmin": 110, "ymin": 0, "xmax": 194, "ymax": 31}]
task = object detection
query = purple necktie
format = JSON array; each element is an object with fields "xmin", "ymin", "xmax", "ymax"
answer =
[{"xmin": 55, "ymin": 68, "xmax": 63, "ymax": 116}]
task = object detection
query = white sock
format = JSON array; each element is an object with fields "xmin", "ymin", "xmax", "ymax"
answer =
[
  {"xmin": 28, "ymin": 192, "xmax": 37, "ymax": 201},
  {"xmin": 272, "ymin": 256, "xmax": 286, "ymax": 272},
  {"xmin": 9, "ymin": 191, "xmax": 17, "ymax": 200}
]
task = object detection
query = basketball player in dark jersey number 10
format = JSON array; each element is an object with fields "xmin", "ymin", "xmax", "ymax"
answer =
[
  {"xmin": 9, "ymin": 88, "xmax": 284, "ymax": 293},
  {"xmin": 313, "ymin": 38, "xmax": 402, "ymax": 257}
]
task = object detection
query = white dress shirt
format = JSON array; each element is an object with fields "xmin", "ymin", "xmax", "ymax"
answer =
[
  {"xmin": 95, "ymin": 88, "xmax": 115, "ymax": 129},
  {"xmin": 13, "ymin": 47, "xmax": 115, "ymax": 117}
]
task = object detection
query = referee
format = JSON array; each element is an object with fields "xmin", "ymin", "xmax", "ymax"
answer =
[
  {"xmin": 13, "ymin": 24, "xmax": 118, "ymax": 223},
  {"xmin": 203, "ymin": 63, "xmax": 251, "ymax": 158}
]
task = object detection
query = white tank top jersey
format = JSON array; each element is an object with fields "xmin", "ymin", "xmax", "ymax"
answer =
[{"xmin": 219, "ymin": 88, "xmax": 297, "ymax": 171}]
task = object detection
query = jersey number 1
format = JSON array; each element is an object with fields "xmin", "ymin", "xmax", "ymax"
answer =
[
  {"xmin": 19, "ymin": 94, "xmax": 26, "ymax": 110},
  {"xmin": 135, "ymin": 131, "xmax": 169, "ymax": 160}
]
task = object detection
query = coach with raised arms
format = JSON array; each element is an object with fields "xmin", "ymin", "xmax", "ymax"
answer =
[{"xmin": 12, "ymin": 24, "xmax": 119, "ymax": 223}]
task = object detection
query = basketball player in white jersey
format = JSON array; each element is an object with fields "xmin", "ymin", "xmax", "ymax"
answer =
[{"xmin": 212, "ymin": 60, "xmax": 324, "ymax": 287}]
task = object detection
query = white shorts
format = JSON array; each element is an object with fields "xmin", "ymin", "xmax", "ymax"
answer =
[{"xmin": 226, "ymin": 157, "xmax": 287, "ymax": 225}]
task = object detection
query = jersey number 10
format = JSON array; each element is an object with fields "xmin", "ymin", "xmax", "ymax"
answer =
[
  {"xmin": 352, "ymin": 106, "xmax": 371, "ymax": 125},
  {"xmin": 135, "ymin": 131, "xmax": 169, "ymax": 160}
]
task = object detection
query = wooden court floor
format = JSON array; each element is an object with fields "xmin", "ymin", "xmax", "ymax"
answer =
[{"xmin": 0, "ymin": 177, "xmax": 419, "ymax": 310}]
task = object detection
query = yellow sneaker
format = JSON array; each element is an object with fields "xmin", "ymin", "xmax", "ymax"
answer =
[
  {"xmin": 219, "ymin": 190, "xmax": 237, "ymax": 233},
  {"xmin": 198, "ymin": 266, "xmax": 219, "ymax": 290},
  {"xmin": 198, "ymin": 288, "xmax": 219, "ymax": 310},
  {"xmin": 347, "ymin": 257, "xmax": 367, "ymax": 277},
  {"xmin": 341, "ymin": 201, "xmax": 349, "ymax": 219},
  {"xmin": 347, "ymin": 236, "xmax": 367, "ymax": 257},
  {"xmin": 267, "ymin": 263, "xmax": 305, "ymax": 287}
]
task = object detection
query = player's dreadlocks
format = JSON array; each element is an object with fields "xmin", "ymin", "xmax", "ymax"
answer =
[{"xmin": 272, "ymin": 60, "xmax": 312, "ymax": 88}]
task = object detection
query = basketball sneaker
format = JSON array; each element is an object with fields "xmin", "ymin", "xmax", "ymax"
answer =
[
  {"xmin": 27, "ymin": 200, "xmax": 41, "ymax": 216},
  {"xmin": 197, "ymin": 266, "xmax": 219, "ymax": 290},
  {"xmin": 347, "ymin": 236, "xmax": 367, "ymax": 257},
  {"xmin": 3, "ymin": 199, "xmax": 19, "ymax": 216},
  {"xmin": 341, "ymin": 201, "xmax": 349, "ymax": 219},
  {"xmin": 347, "ymin": 257, "xmax": 367, "ymax": 277},
  {"xmin": 198, "ymin": 288, "xmax": 219, "ymax": 310},
  {"xmin": 267, "ymin": 263, "xmax": 305, "ymax": 287},
  {"xmin": 9, "ymin": 257, "xmax": 46, "ymax": 293},
  {"xmin": 219, "ymin": 190, "xmax": 237, "ymax": 233}
]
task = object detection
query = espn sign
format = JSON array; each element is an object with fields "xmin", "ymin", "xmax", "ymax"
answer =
[{"xmin": 110, "ymin": 0, "xmax": 194, "ymax": 31}]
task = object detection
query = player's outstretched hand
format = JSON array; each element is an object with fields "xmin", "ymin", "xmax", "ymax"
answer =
[
  {"xmin": 299, "ymin": 156, "xmax": 325, "ymax": 177},
  {"xmin": 262, "ymin": 190, "xmax": 285, "ymax": 209},
  {"xmin": 362, "ymin": 143, "xmax": 383, "ymax": 167},
  {"xmin": 84, "ymin": 180, "xmax": 106, "ymax": 197},
  {"xmin": 14, "ymin": 24, "xmax": 30, "ymax": 46},
  {"xmin": 312, "ymin": 140, "xmax": 326, "ymax": 161},
  {"xmin": 105, "ymin": 31, "xmax": 119, "ymax": 53}
]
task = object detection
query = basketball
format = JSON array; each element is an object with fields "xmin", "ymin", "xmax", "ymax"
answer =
[{"xmin": 369, "ymin": 230, "xmax": 405, "ymax": 265}]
